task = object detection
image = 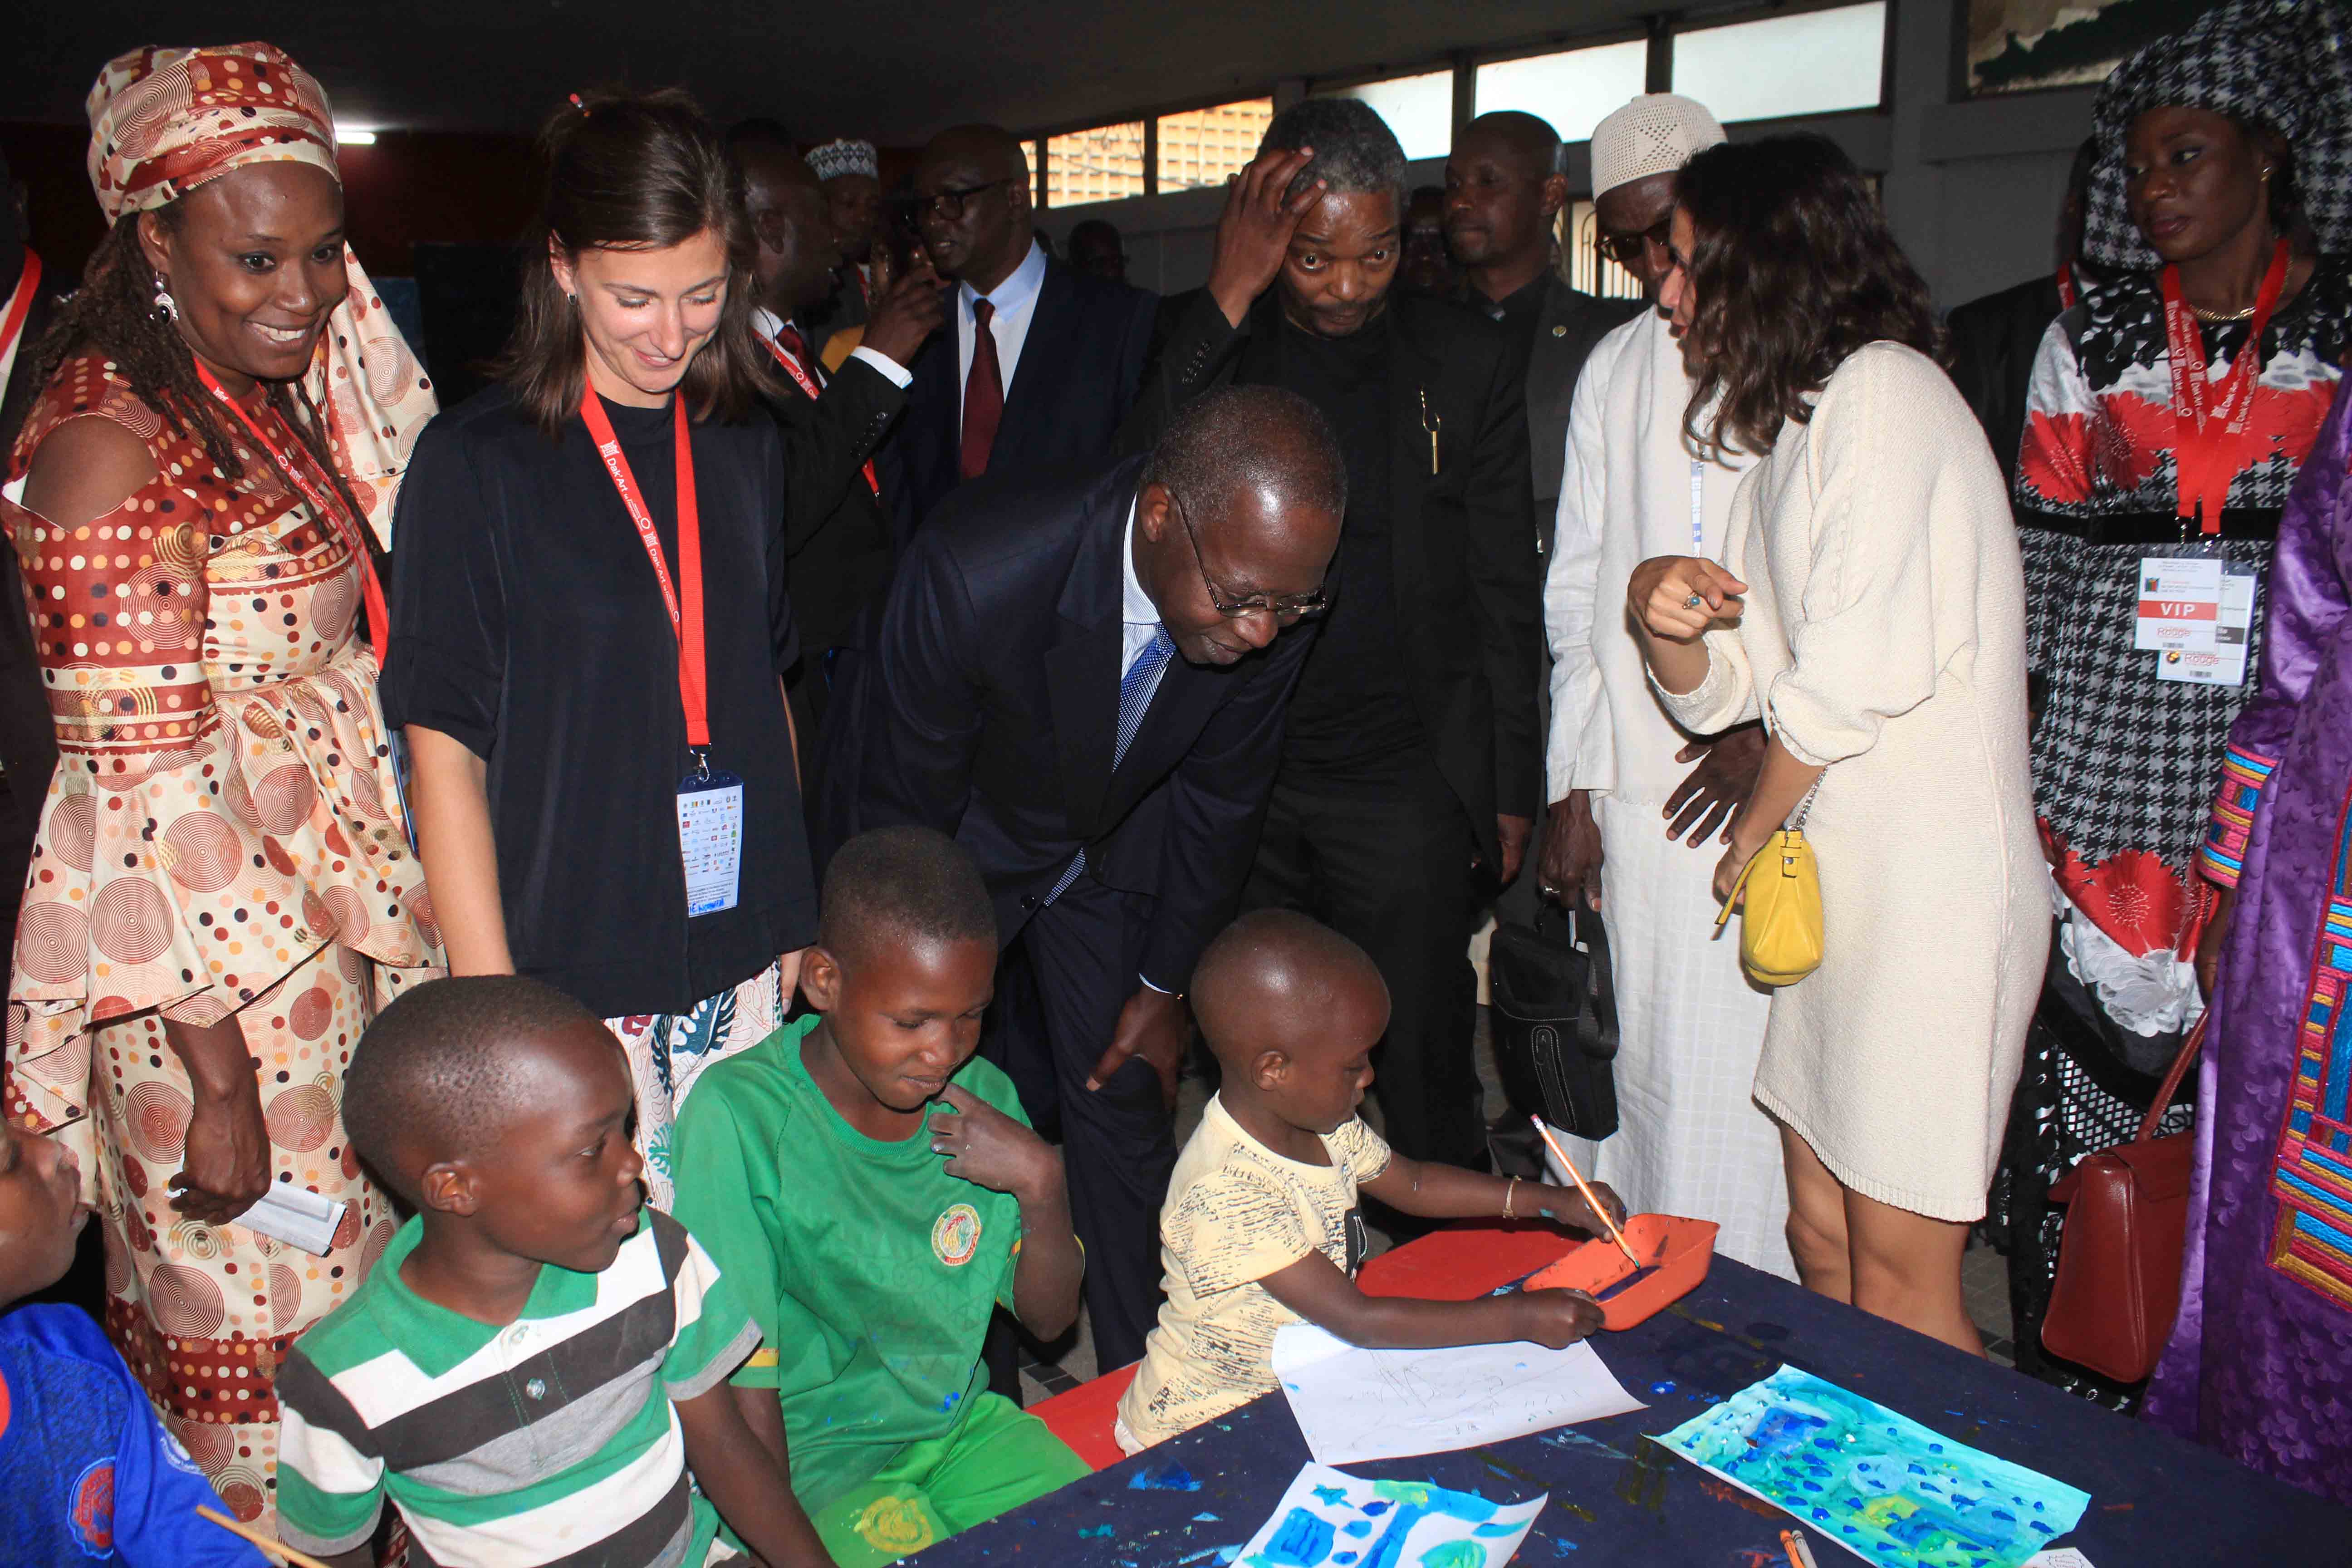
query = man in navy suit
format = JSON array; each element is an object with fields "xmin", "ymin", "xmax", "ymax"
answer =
[
  {"xmin": 882, "ymin": 124, "xmax": 1158, "ymax": 543},
  {"xmin": 815, "ymin": 386, "xmax": 1345, "ymax": 1367}
]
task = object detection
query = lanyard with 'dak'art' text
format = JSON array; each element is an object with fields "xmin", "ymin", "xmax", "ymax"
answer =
[
  {"xmin": 2160, "ymin": 237, "xmax": 2291, "ymax": 536},
  {"xmin": 578, "ymin": 383, "xmax": 745, "ymax": 916}
]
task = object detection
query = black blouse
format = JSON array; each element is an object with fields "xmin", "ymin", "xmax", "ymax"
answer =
[{"xmin": 382, "ymin": 385, "xmax": 817, "ymax": 1018}]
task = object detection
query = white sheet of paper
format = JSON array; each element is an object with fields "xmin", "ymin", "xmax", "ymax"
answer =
[
  {"xmin": 234, "ymin": 1185, "xmax": 346, "ymax": 1256},
  {"xmin": 2024, "ymin": 1551, "xmax": 2097, "ymax": 1568},
  {"xmin": 1237, "ymin": 1460, "xmax": 1546, "ymax": 1568},
  {"xmin": 1272, "ymin": 1322, "xmax": 1646, "ymax": 1465}
]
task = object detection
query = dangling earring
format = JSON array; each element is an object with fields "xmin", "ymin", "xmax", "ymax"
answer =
[{"xmin": 152, "ymin": 281, "xmax": 177, "ymax": 323}]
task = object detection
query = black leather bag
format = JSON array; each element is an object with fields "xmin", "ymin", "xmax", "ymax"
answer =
[{"xmin": 1488, "ymin": 908, "xmax": 1620, "ymax": 1142}]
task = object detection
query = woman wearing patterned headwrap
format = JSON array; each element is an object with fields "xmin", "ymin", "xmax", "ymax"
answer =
[
  {"xmin": 1993, "ymin": 0, "xmax": 2352, "ymax": 1409},
  {"xmin": 1, "ymin": 42, "xmax": 442, "ymax": 1527}
]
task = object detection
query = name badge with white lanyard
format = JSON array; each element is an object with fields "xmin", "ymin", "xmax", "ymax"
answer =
[
  {"xmin": 580, "ymin": 387, "xmax": 743, "ymax": 916},
  {"xmin": 2143, "ymin": 238, "xmax": 2290, "ymax": 688}
]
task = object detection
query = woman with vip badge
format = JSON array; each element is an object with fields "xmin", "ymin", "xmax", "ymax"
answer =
[{"xmin": 386, "ymin": 90, "xmax": 817, "ymax": 1207}]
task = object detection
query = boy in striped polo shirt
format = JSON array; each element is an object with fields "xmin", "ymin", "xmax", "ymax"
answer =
[{"xmin": 274, "ymin": 977, "xmax": 832, "ymax": 1568}]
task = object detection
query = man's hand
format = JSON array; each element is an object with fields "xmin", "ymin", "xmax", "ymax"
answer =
[
  {"xmin": 1538, "ymin": 792, "xmax": 1603, "ymax": 910},
  {"xmin": 931, "ymin": 1084, "xmax": 1060, "ymax": 1199},
  {"xmin": 777, "ymin": 947, "xmax": 808, "ymax": 1009},
  {"xmin": 1207, "ymin": 147, "xmax": 1323, "ymax": 328},
  {"xmin": 859, "ymin": 272, "xmax": 946, "ymax": 367},
  {"xmin": 169, "ymin": 1078, "xmax": 272, "ymax": 1226},
  {"xmin": 1086, "ymin": 985, "xmax": 1188, "ymax": 1112},
  {"xmin": 1493, "ymin": 813, "xmax": 1533, "ymax": 887},
  {"xmin": 1663, "ymin": 724, "xmax": 1767, "ymax": 846},
  {"xmin": 2195, "ymin": 882, "xmax": 2236, "ymax": 1001},
  {"xmin": 1628, "ymin": 555, "xmax": 1747, "ymax": 642}
]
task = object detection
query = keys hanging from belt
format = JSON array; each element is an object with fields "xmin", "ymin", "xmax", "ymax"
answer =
[{"xmin": 1420, "ymin": 387, "xmax": 1441, "ymax": 476}]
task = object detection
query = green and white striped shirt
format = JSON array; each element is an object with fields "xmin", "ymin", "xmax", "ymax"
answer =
[{"xmin": 276, "ymin": 1208, "xmax": 758, "ymax": 1567}]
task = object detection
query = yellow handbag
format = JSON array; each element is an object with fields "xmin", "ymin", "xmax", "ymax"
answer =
[{"xmin": 1715, "ymin": 781, "xmax": 1824, "ymax": 988}]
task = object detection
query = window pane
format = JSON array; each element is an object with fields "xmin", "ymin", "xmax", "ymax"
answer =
[
  {"xmin": 1474, "ymin": 41, "xmax": 1649, "ymax": 145},
  {"xmin": 1670, "ymin": 3, "xmax": 1886, "ymax": 124},
  {"xmin": 1045, "ymin": 122, "xmax": 1147, "ymax": 208},
  {"xmin": 1157, "ymin": 99, "xmax": 1275, "ymax": 192},
  {"xmin": 1317, "ymin": 69, "xmax": 1454, "ymax": 160},
  {"xmin": 1564, "ymin": 201, "xmax": 1648, "ymax": 302}
]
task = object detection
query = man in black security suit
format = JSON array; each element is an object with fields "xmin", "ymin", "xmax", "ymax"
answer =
[
  {"xmin": 815, "ymin": 386, "xmax": 1344, "ymax": 1368},
  {"xmin": 730, "ymin": 127, "xmax": 941, "ymax": 745},
  {"xmin": 883, "ymin": 124, "xmax": 1157, "ymax": 544},
  {"xmin": 1124, "ymin": 98, "xmax": 1542, "ymax": 1190}
]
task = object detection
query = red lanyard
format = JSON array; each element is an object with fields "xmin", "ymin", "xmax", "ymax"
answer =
[
  {"xmin": 192, "ymin": 358, "xmax": 390, "ymax": 664},
  {"xmin": 2160, "ymin": 238, "xmax": 2291, "ymax": 532},
  {"xmin": 0, "ymin": 251, "xmax": 40, "ymax": 371},
  {"xmin": 578, "ymin": 385, "xmax": 711, "ymax": 751},
  {"xmin": 762, "ymin": 332, "xmax": 881, "ymax": 499},
  {"xmin": 2056, "ymin": 264, "xmax": 2077, "ymax": 312}
]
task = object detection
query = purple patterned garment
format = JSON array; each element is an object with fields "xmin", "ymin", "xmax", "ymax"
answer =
[{"xmin": 2144, "ymin": 378, "xmax": 2352, "ymax": 1505}]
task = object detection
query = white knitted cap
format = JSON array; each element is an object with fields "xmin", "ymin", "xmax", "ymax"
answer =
[
  {"xmin": 1589, "ymin": 94, "xmax": 1726, "ymax": 196},
  {"xmin": 807, "ymin": 138, "xmax": 879, "ymax": 182}
]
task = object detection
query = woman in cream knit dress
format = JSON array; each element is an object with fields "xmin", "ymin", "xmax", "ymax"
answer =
[{"xmin": 1632, "ymin": 137, "xmax": 2044, "ymax": 1353}]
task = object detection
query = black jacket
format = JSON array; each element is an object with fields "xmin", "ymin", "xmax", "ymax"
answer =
[
  {"xmin": 813, "ymin": 455, "xmax": 1317, "ymax": 990},
  {"xmin": 1523, "ymin": 277, "xmax": 1644, "ymax": 517},
  {"xmin": 1945, "ymin": 273, "xmax": 2067, "ymax": 489},
  {"xmin": 880, "ymin": 253, "xmax": 1156, "ymax": 544},
  {"xmin": 760, "ymin": 350, "xmax": 905, "ymax": 666},
  {"xmin": 1121, "ymin": 288, "xmax": 1545, "ymax": 849}
]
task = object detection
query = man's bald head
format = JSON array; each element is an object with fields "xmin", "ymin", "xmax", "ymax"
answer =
[
  {"xmin": 1131, "ymin": 385, "xmax": 1346, "ymax": 668},
  {"xmin": 1191, "ymin": 910, "xmax": 1389, "ymax": 1075},
  {"xmin": 730, "ymin": 133, "xmax": 839, "ymax": 315},
  {"xmin": 1462, "ymin": 111, "xmax": 1563, "ymax": 180},
  {"xmin": 916, "ymin": 124, "xmax": 1033, "ymax": 289}
]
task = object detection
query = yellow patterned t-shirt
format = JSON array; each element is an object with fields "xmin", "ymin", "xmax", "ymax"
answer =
[{"xmin": 1117, "ymin": 1094, "xmax": 1392, "ymax": 1449}]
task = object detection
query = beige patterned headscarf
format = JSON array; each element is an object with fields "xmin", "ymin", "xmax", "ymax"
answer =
[{"xmin": 86, "ymin": 42, "xmax": 435, "ymax": 547}]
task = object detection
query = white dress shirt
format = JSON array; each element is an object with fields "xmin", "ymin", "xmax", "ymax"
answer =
[
  {"xmin": 750, "ymin": 305, "xmax": 912, "ymax": 390},
  {"xmin": 1545, "ymin": 308, "xmax": 1756, "ymax": 808},
  {"xmin": 954, "ymin": 238, "xmax": 1049, "ymax": 431},
  {"xmin": 1120, "ymin": 498, "xmax": 1176, "ymax": 996}
]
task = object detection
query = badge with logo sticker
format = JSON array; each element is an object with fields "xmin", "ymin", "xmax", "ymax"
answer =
[{"xmin": 931, "ymin": 1202, "xmax": 981, "ymax": 1267}]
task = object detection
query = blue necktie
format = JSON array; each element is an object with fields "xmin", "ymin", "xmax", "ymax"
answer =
[{"xmin": 1044, "ymin": 624, "xmax": 1175, "ymax": 905}]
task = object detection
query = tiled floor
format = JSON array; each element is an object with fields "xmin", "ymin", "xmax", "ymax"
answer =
[{"xmin": 1015, "ymin": 1006, "xmax": 2025, "ymax": 1401}]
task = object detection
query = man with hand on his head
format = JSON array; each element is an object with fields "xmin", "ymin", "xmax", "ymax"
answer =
[{"xmin": 1125, "ymin": 98, "xmax": 1541, "ymax": 1194}]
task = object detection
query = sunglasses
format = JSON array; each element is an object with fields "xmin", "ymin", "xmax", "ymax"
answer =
[{"xmin": 1597, "ymin": 216, "xmax": 1674, "ymax": 268}]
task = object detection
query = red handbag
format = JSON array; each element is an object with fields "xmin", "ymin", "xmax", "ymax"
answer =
[{"xmin": 2040, "ymin": 1015, "xmax": 2204, "ymax": 1383}]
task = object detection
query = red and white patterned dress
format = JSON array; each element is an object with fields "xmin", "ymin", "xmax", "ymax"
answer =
[{"xmin": 1, "ymin": 352, "xmax": 442, "ymax": 1528}]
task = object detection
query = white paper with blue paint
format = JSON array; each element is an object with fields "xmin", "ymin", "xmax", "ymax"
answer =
[
  {"xmin": 1272, "ymin": 1322, "xmax": 1646, "ymax": 1465},
  {"xmin": 1235, "ymin": 1462, "xmax": 1545, "ymax": 1568}
]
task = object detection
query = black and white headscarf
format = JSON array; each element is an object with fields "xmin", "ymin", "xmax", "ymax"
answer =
[{"xmin": 2084, "ymin": 0, "xmax": 2352, "ymax": 272}]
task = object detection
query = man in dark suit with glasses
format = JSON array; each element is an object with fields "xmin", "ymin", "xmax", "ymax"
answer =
[
  {"xmin": 816, "ymin": 386, "xmax": 1345, "ymax": 1371},
  {"xmin": 880, "ymin": 124, "xmax": 1159, "ymax": 548}
]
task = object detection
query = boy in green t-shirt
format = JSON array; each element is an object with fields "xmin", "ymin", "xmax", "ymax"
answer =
[{"xmin": 672, "ymin": 826, "xmax": 1089, "ymax": 1567}]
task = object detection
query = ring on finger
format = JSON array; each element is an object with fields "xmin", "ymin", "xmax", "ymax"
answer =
[{"xmin": 1684, "ymin": 593, "xmax": 1705, "ymax": 610}]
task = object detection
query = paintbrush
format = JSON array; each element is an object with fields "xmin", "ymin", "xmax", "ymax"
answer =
[
  {"xmin": 1531, "ymin": 1115, "xmax": 1640, "ymax": 1265},
  {"xmin": 198, "ymin": 1505, "xmax": 337, "ymax": 1568},
  {"xmin": 1779, "ymin": 1527, "xmax": 1820, "ymax": 1568}
]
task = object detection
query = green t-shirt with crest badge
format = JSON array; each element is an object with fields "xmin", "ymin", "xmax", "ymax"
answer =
[{"xmin": 669, "ymin": 1015, "xmax": 1028, "ymax": 1514}]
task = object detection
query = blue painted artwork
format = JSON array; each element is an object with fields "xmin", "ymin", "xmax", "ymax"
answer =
[
  {"xmin": 1238, "ymin": 1463, "xmax": 1546, "ymax": 1568},
  {"xmin": 1652, "ymin": 1366, "xmax": 2090, "ymax": 1568}
]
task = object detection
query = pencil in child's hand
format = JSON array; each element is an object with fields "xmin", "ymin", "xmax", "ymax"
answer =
[
  {"xmin": 197, "ymin": 1504, "xmax": 337, "ymax": 1568},
  {"xmin": 1531, "ymin": 1115, "xmax": 1641, "ymax": 1265}
]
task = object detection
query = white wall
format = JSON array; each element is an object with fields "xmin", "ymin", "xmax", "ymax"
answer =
[{"xmin": 1039, "ymin": 2, "xmax": 2099, "ymax": 311}]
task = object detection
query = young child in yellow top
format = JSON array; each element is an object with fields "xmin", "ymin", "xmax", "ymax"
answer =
[{"xmin": 1117, "ymin": 910, "xmax": 1623, "ymax": 1450}]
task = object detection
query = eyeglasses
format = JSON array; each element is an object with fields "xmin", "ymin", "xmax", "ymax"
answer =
[
  {"xmin": 1172, "ymin": 498, "xmax": 1328, "ymax": 623},
  {"xmin": 1597, "ymin": 216, "xmax": 1674, "ymax": 268},
  {"xmin": 916, "ymin": 177, "xmax": 1020, "ymax": 222}
]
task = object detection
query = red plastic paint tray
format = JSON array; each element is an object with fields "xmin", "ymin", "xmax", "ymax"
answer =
[{"xmin": 1523, "ymin": 1213, "xmax": 1719, "ymax": 1330}]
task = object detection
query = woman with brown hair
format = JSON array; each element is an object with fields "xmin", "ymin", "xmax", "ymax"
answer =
[
  {"xmin": 2, "ymin": 43, "xmax": 441, "ymax": 1525},
  {"xmin": 1627, "ymin": 134, "xmax": 2043, "ymax": 1352},
  {"xmin": 386, "ymin": 90, "xmax": 815, "ymax": 1208}
]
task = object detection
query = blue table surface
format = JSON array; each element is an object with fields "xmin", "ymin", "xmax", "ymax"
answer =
[{"xmin": 908, "ymin": 1256, "xmax": 2350, "ymax": 1565}]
